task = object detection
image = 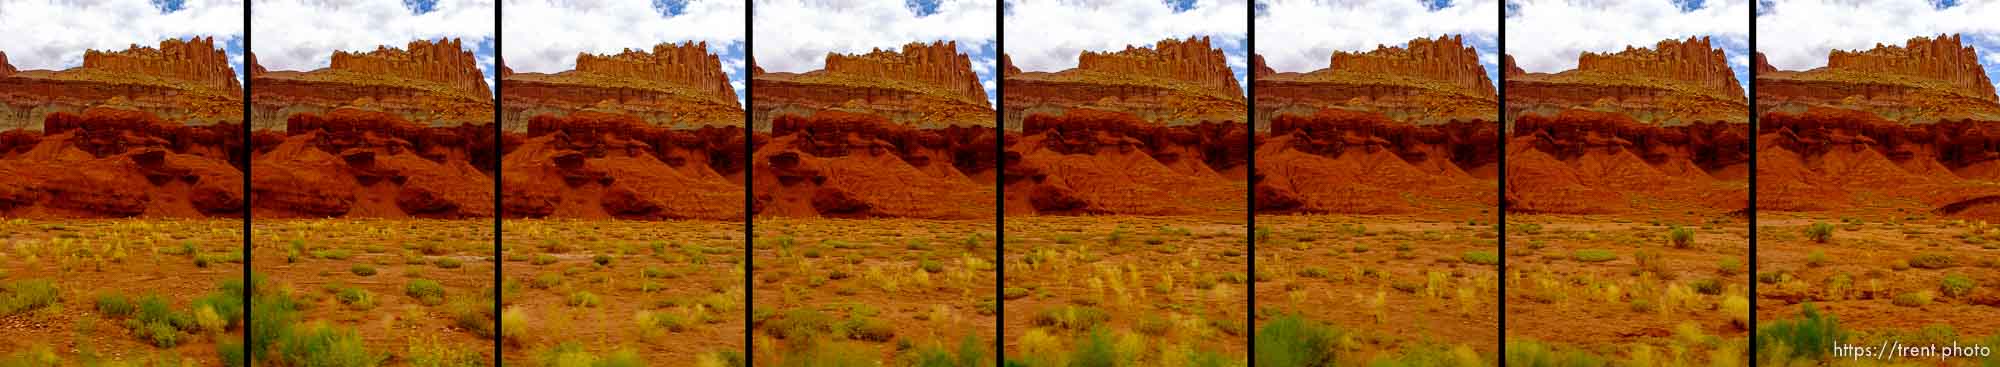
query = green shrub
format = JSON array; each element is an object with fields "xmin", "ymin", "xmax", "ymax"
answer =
[
  {"xmin": 778, "ymin": 339, "xmax": 879, "ymax": 367},
  {"xmin": 839, "ymin": 317, "xmax": 896, "ymax": 342},
  {"xmin": 1571, "ymin": 249, "xmax": 1617, "ymax": 263},
  {"xmin": 351, "ymin": 264, "xmax": 377, "ymax": 276},
  {"xmin": 333, "ymin": 286, "xmax": 376, "ymax": 310},
  {"xmin": 1910, "ymin": 253, "xmax": 1955, "ymax": 269},
  {"xmin": 446, "ymin": 298, "xmax": 493, "ymax": 338},
  {"xmin": 405, "ymin": 279, "xmax": 447, "ymax": 306},
  {"xmin": 903, "ymin": 335, "xmax": 989, "ymax": 367},
  {"xmin": 1806, "ymin": 223, "xmax": 1835, "ymax": 243},
  {"xmin": 1717, "ymin": 258, "xmax": 1743, "ymax": 276},
  {"xmin": 1255, "ymin": 314, "xmax": 1340, "ymax": 367},
  {"xmin": 768, "ymin": 309, "xmax": 834, "ymax": 340},
  {"xmin": 1032, "ymin": 305, "xmax": 1109, "ymax": 331},
  {"xmin": 1461, "ymin": 251, "xmax": 1499, "ymax": 265},
  {"xmin": 1941, "ymin": 274, "xmax": 1977, "ymax": 297},
  {"xmin": 568, "ymin": 291, "xmax": 601, "ymax": 308},
  {"xmin": 95, "ymin": 293, "xmax": 134, "ymax": 318},
  {"xmin": 0, "ymin": 279, "xmax": 60, "ymax": 316},
  {"xmin": 434, "ymin": 257, "xmax": 463, "ymax": 269},
  {"xmin": 1668, "ymin": 226, "xmax": 1695, "ymax": 248},
  {"xmin": 1506, "ymin": 340, "xmax": 1609, "ymax": 367},
  {"xmin": 1002, "ymin": 287, "xmax": 1030, "ymax": 300},
  {"xmin": 280, "ymin": 322, "xmax": 382, "ymax": 367},
  {"xmin": 405, "ymin": 337, "xmax": 484, "ymax": 367},
  {"xmin": 1756, "ymin": 304, "xmax": 1846, "ymax": 363},
  {"xmin": 1806, "ymin": 251, "xmax": 1827, "ymax": 268},
  {"xmin": 1893, "ymin": 291, "xmax": 1934, "ymax": 307}
]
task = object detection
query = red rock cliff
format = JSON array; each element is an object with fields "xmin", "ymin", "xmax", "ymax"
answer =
[
  {"xmin": 1001, "ymin": 53, "xmax": 1019, "ymax": 77},
  {"xmin": 0, "ymin": 51, "xmax": 14, "ymax": 77},
  {"xmin": 1753, "ymin": 52, "xmax": 1774, "ymax": 74},
  {"xmin": 1576, "ymin": 36, "xmax": 1743, "ymax": 100},
  {"xmin": 1076, "ymin": 36, "xmax": 1243, "ymax": 99},
  {"xmin": 330, "ymin": 38, "xmax": 491, "ymax": 101},
  {"xmin": 1825, "ymin": 34, "xmax": 1996, "ymax": 102},
  {"xmin": 1251, "ymin": 54, "xmax": 1272, "ymax": 78},
  {"xmin": 824, "ymin": 41, "xmax": 988, "ymax": 107},
  {"xmin": 1502, "ymin": 54, "xmax": 1523, "ymax": 77},
  {"xmin": 1330, "ymin": 35, "xmax": 1493, "ymax": 99},
  {"xmin": 574, "ymin": 41, "xmax": 738, "ymax": 107},
  {"xmin": 246, "ymin": 52, "xmax": 266, "ymax": 77},
  {"xmin": 82, "ymin": 37, "xmax": 240, "ymax": 91}
]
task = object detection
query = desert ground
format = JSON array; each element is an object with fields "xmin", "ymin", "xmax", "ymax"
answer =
[
  {"xmin": 751, "ymin": 218, "xmax": 996, "ymax": 366},
  {"xmin": 1253, "ymin": 215, "xmax": 1499, "ymax": 365},
  {"xmin": 1755, "ymin": 213, "xmax": 2000, "ymax": 366},
  {"xmin": 1002, "ymin": 215, "xmax": 1245, "ymax": 366},
  {"xmin": 1503, "ymin": 214, "xmax": 1751, "ymax": 365},
  {"xmin": 249, "ymin": 219, "xmax": 493, "ymax": 365},
  {"xmin": 0, "ymin": 219, "xmax": 245, "ymax": 365},
  {"xmin": 501, "ymin": 219, "xmax": 746, "ymax": 365}
]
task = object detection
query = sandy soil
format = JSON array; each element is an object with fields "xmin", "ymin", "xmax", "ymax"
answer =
[
  {"xmin": 751, "ymin": 218, "xmax": 997, "ymax": 365},
  {"xmin": 1504, "ymin": 214, "xmax": 1751, "ymax": 363},
  {"xmin": 500, "ymin": 219, "xmax": 746, "ymax": 364},
  {"xmin": 251, "ymin": 219, "xmax": 494, "ymax": 363},
  {"xmin": 1002, "ymin": 215, "xmax": 1247, "ymax": 364},
  {"xmin": 1255, "ymin": 215, "xmax": 1500, "ymax": 362},
  {"xmin": 0, "ymin": 219, "xmax": 243, "ymax": 364}
]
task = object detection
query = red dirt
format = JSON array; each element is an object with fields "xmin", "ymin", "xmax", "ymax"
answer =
[
  {"xmin": 1253, "ymin": 109, "xmax": 1495, "ymax": 214},
  {"xmin": 1505, "ymin": 109, "xmax": 1748, "ymax": 217},
  {"xmin": 249, "ymin": 107, "xmax": 495, "ymax": 219},
  {"xmin": 0, "ymin": 107, "xmax": 243, "ymax": 218},
  {"xmin": 1001, "ymin": 109, "xmax": 1246, "ymax": 216},
  {"xmin": 751, "ymin": 110, "xmax": 995, "ymax": 219},
  {"xmin": 499, "ymin": 111, "xmax": 744, "ymax": 220}
]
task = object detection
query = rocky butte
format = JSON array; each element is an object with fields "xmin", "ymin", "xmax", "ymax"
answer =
[
  {"xmin": 1002, "ymin": 36, "xmax": 1247, "ymax": 128},
  {"xmin": 0, "ymin": 40, "xmax": 244, "ymax": 218},
  {"xmin": 0, "ymin": 37, "xmax": 242, "ymax": 130},
  {"xmin": 1503, "ymin": 37, "xmax": 1750, "ymax": 217},
  {"xmin": 999, "ymin": 37, "xmax": 1248, "ymax": 216},
  {"xmin": 1755, "ymin": 34, "xmax": 2000, "ymax": 217},
  {"xmin": 250, "ymin": 38, "xmax": 493, "ymax": 130},
  {"xmin": 502, "ymin": 42, "xmax": 742, "ymax": 130},
  {"xmin": 748, "ymin": 41, "xmax": 996, "ymax": 219},
  {"xmin": 1250, "ymin": 35, "xmax": 1499, "ymax": 215},
  {"xmin": 751, "ymin": 41, "xmax": 993, "ymax": 129}
]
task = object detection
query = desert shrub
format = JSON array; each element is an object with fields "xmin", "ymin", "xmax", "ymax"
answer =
[
  {"xmin": 1003, "ymin": 287, "xmax": 1030, "ymax": 300},
  {"xmin": 351, "ymin": 264, "xmax": 377, "ymax": 276},
  {"xmin": 593, "ymin": 254, "xmax": 614, "ymax": 266},
  {"xmin": 1068, "ymin": 328, "xmax": 1126, "ymax": 367},
  {"xmin": 903, "ymin": 335, "xmax": 990, "ymax": 367},
  {"xmin": 1909, "ymin": 253, "xmax": 1955, "ymax": 269},
  {"xmin": 768, "ymin": 309, "xmax": 835, "ymax": 340},
  {"xmin": 838, "ymin": 317, "xmax": 896, "ymax": 342},
  {"xmin": 1033, "ymin": 305, "xmax": 1109, "ymax": 331},
  {"xmin": 311, "ymin": 248, "xmax": 354, "ymax": 260},
  {"xmin": 1461, "ymin": 251, "xmax": 1499, "ymax": 265},
  {"xmin": 0, "ymin": 279, "xmax": 60, "ymax": 316},
  {"xmin": 434, "ymin": 257, "xmax": 463, "ymax": 269},
  {"xmin": 500, "ymin": 307, "xmax": 529, "ymax": 345},
  {"xmin": 695, "ymin": 351, "xmax": 747, "ymax": 367},
  {"xmin": 1571, "ymin": 249, "xmax": 1617, "ymax": 263},
  {"xmin": 1668, "ymin": 226, "xmax": 1695, "ymax": 248},
  {"xmin": 1806, "ymin": 251, "xmax": 1827, "ymax": 268},
  {"xmin": 447, "ymin": 298, "xmax": 494, "ymax": 338},
  {"xmin": 405, "ymin": 279, "xmax": 447, "ymax": 306},
  {"xmin": 1941, "ymin": 274, "xmax": 1977, "ymax": 297},
  {"xmin": 642, "ymin": 266, "xmax": 670, "ymax": 279},
  {"xmin": 921, "ymin": 260, "xmax": 945, "ymax": 273},
  {"xmin": 1256, "ymin": 314, "xmax": 1340, "ymax": 367},
  {"xmin": 1717, "ymin": 258, "xmax": 1743, "ymax": 276},
  {"xmin": 1722, "ymin": 295, "xmax": 1750, "ymax": 329},
  {"xmin": 249, "ymin": 293, "xmax": 301, "ymax": 363},
  {"xmin": 1688, "ymin": 279, "xmax": 1723, "ymax": 295},
  {"xmin": 95, "ymin": 292, "xmax": 134, "ymax": 318},
  {"xmin": 405, "ymin": 337, "xmax": 484, "ymax": 367},
  {"xmin": 777, "ymin": 339, "xmax": 879, "ymax": 367},
  {"xmin": 532, "ymin": 254, "xmax": 559, "ymax": 265},
  {"xmin": 1893, "ymin": 291, "xmax": 1934, "ymax": 307},
  {"xmin": 1806, "ymin": 223, "xmax": 1835, "ymax": 243},
  {"xmin": 1756, "ymin": 304, "xmax": 1846, "ymax": 363},
  {"xmin": 531, "ymin": 273, "xmax": 564, "ymax": 289},
  {"xmin": 1506, "ymin": 340, "xmax": 1609, "ymax": 367},
  {"xmin": 194, "ymin": 305, "xmax": 227, "ymax": 333},
  {"xmin": 0, "ymin": 344, "xmax": 59, "ymax": 366},
  {"xmin": 568, "ymin": 291, "xmax": 601, "ymax": 308},
  {"xmin": 132, "ymin": 294, "xmax": 193, "ymax": 347},
  {"xmin": 280, "ymin": 322, "xmax": 382, "ymax": 367}
]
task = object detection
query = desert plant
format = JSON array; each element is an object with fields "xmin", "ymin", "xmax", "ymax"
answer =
[
  {"xmin": 1507, "ymin": 339, "xmax": 1609, "ymax": 367},
  {"xmin": 1255, "ymin": 314, "xmax": 1340, "ymax": 367},
  {"xmin": 1806, "ymin": 251, "xmax": 1827, "ymax": 268},
  {"xmin": 1893, "ymin": 291, "xmax": 1934, "ymax": 307},
  {"xmin": 95, "ymin": 292, "xmax": 134, "ymax": 318},
  {"xmin": 1572, "ymin": 249, "xmax": 1617, "ymax": 263},
  {"xmin": 1756, "ymin": 304, "xmax": 1846, "ymax": 363},
  {"xmin": 1668, "ymin": 226, "xmax": 1695, "ymax": 248},
  {"xmin": 434, "ymin": 257, "xmax": 463, "ymax": 269},
  {"xmin": 1806, "ymin": 223, "xmax": 1835, "ymax": 243},
  {"xmin": 1722, "ymin": 295, "xmax": 1749, "ymax": 329},
  {"xmin": 1461, "ymin": 251, "xmax": 1499, "ymax": 265},
  {"xmin": 1910, "ymin": 253, "xmax": 1955, "ymax": 269},
  {"xmin": 281, "ymin": 322, "xmax": 382, "ymax": 366},
  {"xmin": 1941, "ymin": 273, "xmax": 1977, "ymax": 297},
  {"xmin": 0, "ymin": 279, "xmax": 60, "ymax": 316},
  {"xmin": 1033, "ymin": 305, "xmax": 1109, "ymax": 331},
  {"xmin": 500, "ymin": 307, "xmax": 529, "ymax": 346},
  {"xmin": 569, "ymin": 291, "xmax": 602, "ymax": 308},
  {"xmin": 405, "ymin": 279, "xmax": 447, "ymax": 306}
]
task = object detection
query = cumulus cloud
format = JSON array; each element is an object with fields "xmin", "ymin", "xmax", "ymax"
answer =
[
  {"xmin": 253, "ymin": 0, "xmax": 493, "ymax": 72},
  {"xmin": 1256, "ymin": 0, "xmax": 1497, "ymax": 73},
  {"xmin": 1759, "ymin": 0, "xmax": 2000, "ymax": 71},
  {"xmin": 0, "ymin": 0, "xmax": 242, "ymax": 71},
  {"xmin": 502, "ymin": 0, "xmax": 742, "ymax": 74},
  {"xmin": 752, "ymin": 0, "xmax": 995, "ymax": 73},
  {"xmin": 1005, "ymin": 0, "xmax": 1247, "ymax": 73},
  {"xmin": 1506, "ymin": 0, "xmax": 1747, "ymax": 74}
]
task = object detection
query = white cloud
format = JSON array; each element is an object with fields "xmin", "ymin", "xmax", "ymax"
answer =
[
  {"xmin": 1759, "ymin": 0, "xmax": 2000, "ymax": 71},
  {"xmin": 502, "ymin": 0, "xmax": 743, "ymax": 74},
  {"xmin": 982, "ymin": 79, "xmax": 994, "ymax": 91},
  {"xmin": 731, "ymin": 80, "xmax": 744, "ymax": 91},
  {"xmin": 1004, "ymin": 0, "xmax": 1247, "ymax": 72},
  {"xmin": 1729, "ymin": 54, "xmax": 1747, "ymax": 67},
  {"xmin": 753, "ymin": 0, "xmax": 994, "ymax": 73},
  {"xmin": 1507, "ymin": 0, "xmax": 1748, "ymax": 73},
  {"xmin": 254, "ymin": 0, "xmax": 493, "ymax": 71},
  {"xmin": 1987, "ymin": 51, "xmax": 2000, "ymax": 65},
  {"xmin": 0, "ymin": 0, "xmax": 242, "ymax": 71},
  {"xmin": 970, "ymin": 56, "xmax": 993, "ymax": 75},
  {"xmin": 1257, "ymin": 0, "xmax": 1497, "ymax": 73}
]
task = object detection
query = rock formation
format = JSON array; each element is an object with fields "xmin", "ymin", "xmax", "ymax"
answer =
[
  {"xmin": 751, "ymin": 111, "xmax": 993, "ymax": 219},
  {"xmin": 573, "ymin": 41, "xmax": 739, "ymax": 107},
  {"xmin": 1825, "ymin": 34, "xmax": 1995, "ymax": 102},
  {"xmin": 1251, "ymin": 54, "xmax": 1272, "ymax": 78},
  {"xmin": 1001, "ymin": 53, "xmax": 1020, "ymax": 77},
  {"xmin": 825, "ymin": 41, "xmax": 988, "ymax": 108},
  {"xmin": 251, "ymin": 107, "xmax": 493, "ymax": 219},
  {"xmin": 0, "ymin": 108, "xmax": 243, "ymax": 218},
  {"xmin": 751, "ymin": 41, "xmax": 994, "ymax": 128},
  {"xmin": 1574, "ymin": 36, "xmax": 1744, "ymax": 100},
  {"xmin": 83, "ymin": 37, "xmax": 241, "ymax": 92},
  {"xmin": 1002, "ymin": 109, "xmax": 1245, "ymax": 216},
  {"xmin": 503, "ymin": 111, "xmax": 743, "ymax": 220},
  {"xmin": 1752, "ymin": 52, "xmax": 1774, "ymax": 74},
  {"xmin": 502, "ymin": 42, "xmax": 742, "ymax": 129},
  {"xmin": 1502, "ymin": 54, "xmax": 1523, "ymax": 77},
  {"xmin": 328, "ymin": 38, "xmax": 492, "ymax": 101},
  {"xmin": 1328, "ymin": 35, "xmax": 1494, "ymax": 99},
  {"xmin": 1075, "ymin": 36, "xmax": 1243, "ymax": 99},
  {"xmin": 0, "ymin": 51, "xmax": 14, "ymax": 77}
]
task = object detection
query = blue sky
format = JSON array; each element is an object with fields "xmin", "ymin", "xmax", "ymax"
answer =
[
  {"xmin": 1506, "ymin": 0, "xmax": 1749, "ymax": 95},
  {"xmin": 503, "ymin": 0, "xmax": 746, "ymax": 105},
  {"xmin": 1255, "ymin": 0, "xmax": 1500, "ymax": 88},
  {"xmin": 0, "ymin": 0, "xmax": 242, "ymax": 79},
  {"xmin": 755, "ymin": 0, "xmax": 997, "ymax": 106},
  {"xmin": 252, "ymin": 0, "xmax": 495, "ymax": 89},
  {"xmin": 1757, "ymin": 0, "xmax": 2000, "ymax": 100},
  {"xmin": 1004, "ymin": 0, "xmax": 1250, "ymax": 96}
]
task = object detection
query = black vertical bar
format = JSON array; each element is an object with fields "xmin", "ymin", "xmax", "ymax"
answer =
[
  {"xmin": 240, "ymin": 0, "xmax": 253, "ymax": 359},
  {"xmin": 1747, "ymin": 0, "xmax": 1759, "ymax": 361},
  {"xmin": 1244, "ymin": 0, "xmax": 1257, "ymax": 364},
  {"xmin": 491, "ymin": 0, "xmax": 504, "ymax": 363},
  {"xmin": 743, "ymin": 0, "xmax": 756, "ymax": 363},
  {"xmin": 1495, "ymin": 0, "xmax": 1508, "ymax": 360},
  {"xmin": 994, "ymin": 0, "xmax": 1007, "ymax": 364}
]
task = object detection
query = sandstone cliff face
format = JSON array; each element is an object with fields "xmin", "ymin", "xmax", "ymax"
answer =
[
  {"xmin": 0, "ymin": 51, "xmax": 14, "ymax": 77},
  {"xmin": 83, "ymin": 37, "xmax": 241, "ymax": 92},
  {"xmin": 503, "ymin": 111, "xmax": 743, "ymax": 220},
  {"xmin": 0, "ymin": 108, "xmax": 243, "ymax": 218},
  {"xmin": 1001, "ymin": 53, "xmax": 1020, "ymax": 77},
  {"xmin": 751, "ymin": 41, "xmax": 994, "ymax": 128},
  {"xmin": 1506, "ymin": 109, "xmax": 1748, "ymax": 215},
  {"xmin": 1252, "ymin": 109, "xmax": 1496, "ymax": 215},
  {"xmin": 251, "ymin": 108, "xmax": 494, "ymax": 219},
  {"xmin": 1003, "ymin": 109, "xmax": 1245, "ymax": 216},
  {"xmin": 247, "ymin": 52, "xmax": 266, "ymax": 77},
  {"xmin": 1575, "ymin": 36, "xmax": 1744, "ymax": 101},
  {"xmin": 751, "ymin": 111, "xmax": 993, "ymax": 219},
  {"xmin": 1075, "ymin": 36, "xmax": 1243, "ymax": 99},
  {"xmin": 1825, "ymin": 34, "xmax": 1996, "ymax": 102},
  {"xmin": 1502, "ymin": 54, "xmax": 1523, "ymax": 77},
  {"xmin": 329, "ymin": 39, "xmax": 491, "ymax": 101},
  {"xmin": 1329, "ymin": 35, "xmax": 1494, "ymax": 99},
  {"xmin": 1251, "ymin": 54, "xmax": 1272, "ymax": 78},
  {"xmin": 1753, "ymin": 52, "xmax": 1774, "ymax": 74},
  {"xmin": 824, "ymin": 41, "xmax": 988, "ymax": 108},
  {"xmin": 574, "ymin": 41, "xmax": 739, "ymax": 107}
]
